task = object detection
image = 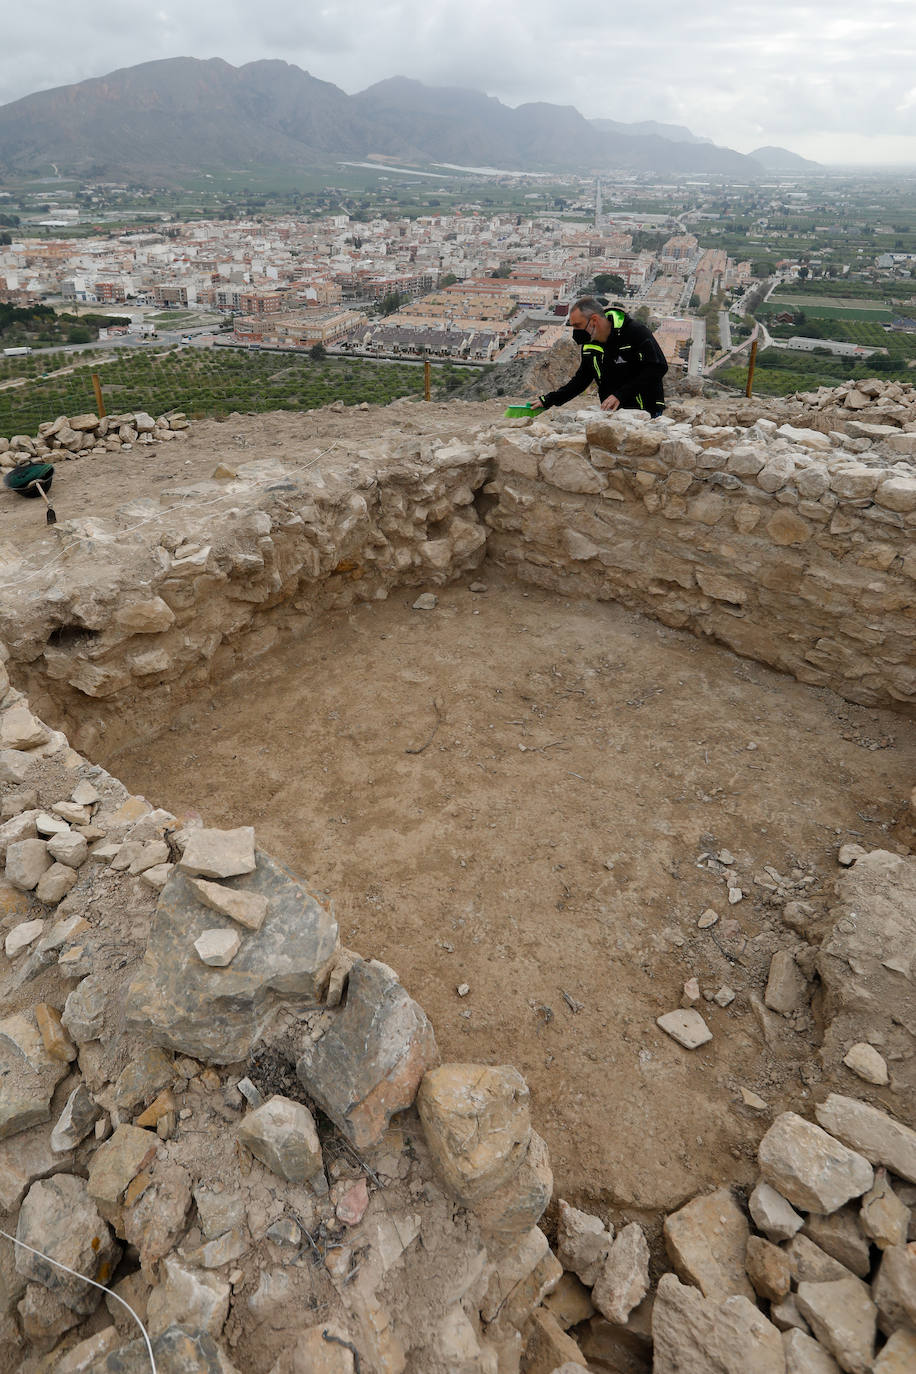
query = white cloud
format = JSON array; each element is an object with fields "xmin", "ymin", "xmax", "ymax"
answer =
[{"xmin": 1, "ymin": 0, "xmax": 915, "ymax": 164}]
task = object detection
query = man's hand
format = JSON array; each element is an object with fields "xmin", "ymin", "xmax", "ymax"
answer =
[
  {"xmin": 601, "ymin": 394, "xmax": 621, "ymax": 412},
  {"xmin": 527, "ymin": 397, "xmax": 544, "ymax": 412}
]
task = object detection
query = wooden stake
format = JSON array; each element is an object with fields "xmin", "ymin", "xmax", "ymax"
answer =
[
  {"xmin": 745, "ymin": 338, "xmax": 758, "ymax": 398},
  {"xmin": 424, "ymin": 359, "xmax": 430, "ymax": 401},
  {"xmin": 91, "ymin": 373, "xmax": 106, "ymax": 418}
]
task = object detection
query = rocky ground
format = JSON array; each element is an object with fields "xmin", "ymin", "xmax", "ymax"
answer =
[{"xmin": 0, "ymin": 369, "xmax": 914, "ymax": 1372}]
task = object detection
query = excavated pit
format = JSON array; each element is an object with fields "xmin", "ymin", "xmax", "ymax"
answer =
[{"xmin": 97, "ymin": 568, "xmax": 916, "ymax": 1214}]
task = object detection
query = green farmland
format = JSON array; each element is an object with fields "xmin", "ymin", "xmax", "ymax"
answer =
[
  {"xmin": 766, "ymin": 296, "xmax": 893, "ymax": 321},
  {"xmin": 0, "ymin": 347, "xmax": 469, "ymax": 440}
]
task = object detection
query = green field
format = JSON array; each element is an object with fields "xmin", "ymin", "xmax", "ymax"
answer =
[
  {"xmin": 0, "ymin": 347, "xmax": 469, "ymax": 439},
  {"xmin": 766, "ymin": 296, "xmax": 893, "ymax": 321}
]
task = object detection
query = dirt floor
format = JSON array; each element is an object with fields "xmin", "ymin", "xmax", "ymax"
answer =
[{"xmin": 102, "ymin": 568, "xmax": 916, "ymax": 1219}]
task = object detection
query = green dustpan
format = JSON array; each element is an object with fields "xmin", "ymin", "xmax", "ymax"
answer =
[{"xmin": 503, "ymin": 403, "xmax": 542, "ymax": 418}]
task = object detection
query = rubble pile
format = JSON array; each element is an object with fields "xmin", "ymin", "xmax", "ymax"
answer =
[
  {"xmin": 669, "ymin": 375, "xmax": 916, "ymax": 441},
  {"xmin": 0, "ymin": 411, "xmax": 190, "ymax": 468}
]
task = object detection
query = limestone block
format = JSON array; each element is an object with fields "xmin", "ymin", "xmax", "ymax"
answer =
[
  {"xmin": 35, "ymin": 861, "xmax": 78, "ymax": 904},
  {"xmin": 0, "ymin": 1120, "xmax": 73, "ymax": 1211},
  {"xmin": 178, "ymin": 826, "xmax": 256, "ymax": 879},
  {"xmin": 872, "ymin": 1242, "xmax": 916, "ymax": 1332},
  {"xmin": 113, "ymin": 1046, "xmax": 174, "ymax": 1113},
  {"xmin": 656, "ymin": 1008, "xmax": 712, "ymax": 1049},
  {"xmin": 126, "ymin": 853, "xmax": 338, "ymax": 1062},
  {"xmin": 237, "ymin": 1095, "xmax": 323, "ymax": 1184},
  {"xmin": 46, "ymin": 829, "xmax": 88, "ymax": 867},
  {"xmin": 651, "ymin": 1272, "xmax": 785, "ymax": 1374},
  {"xmin": 842, "ymin": 1042, "xmax": 889, "ymax": 1085},
  {"xmin": 764, "ymin": 951, "xmax": 810, "ymax": 1014},
  {"xmin": 860, "ymin": 1170, "xmax": 910, "ymax": 1250},
  {"xmin": 749, "ymin": 1180, "xmax": 804, "ymax": 1242},
  {"xmin": 785, "ymin": 1239, "xmax": 851, "ymax": 1292},
  {"xmin": 53, "ymin": 1326, "xmax": 122, "ymax": 1374},
  {"xmin": 758, "ymin": 1112, "xmax": 874, "ymax": 1212},
  {"xmin": 0, "ymin": 1011, "xmax": 69, "ymax": 1139},
  {"xmin": 796, "ymin": 1278, "xmax": 876, "ymax": 1374},
  {"xmin": 829, "ymin": 465, "xmax": 881, "ymax": 499},
  {"xmin": 664, "ymin": 1188, "xmax": 755, "ymax": 1301},
  {"xmin": 766, "ymin": 510, "xmax": 811, "ymax": 546},
  {"xmin": 5, "ymin": 837, "xmax": 51, "ymax": 891},
  {"xmin": 0, "ymin": 706, "xmax": 48, "ymax": 751},
  {"xmin": 99, "ymin": 1325, "xmax": 241, "ymax": 1374},
  {"xmin": 875, "ymin": 476, "xmax": 916, "ymax": 512},
  {"xmin": 591, "ymin": 1222, "xmax": 650, "ymax": 1324},
  {"xmin": 782, "ymin": 1328, "xmax": 840, "ymax": 1374},
  {"xmin": 539, "ymin": 450, "xmax": 606, "ymax": 494},
  {"xmin": 521, "ymin": 1308, "xmax": 586, "ymax": 1372},
  {"xmin": 0, "ymin": 809, "xmax": 40, "ymax": 861},
  {"xmin": 542, "ymin": 1273, "xmax": 596, "ymax": 1331},
  {"xmin": 556, "ymin": 1199, "xmax": 613, "ymax": 1287},
  {"xmin": 194, "ymin": 928, "xmax": 241, "ymax": 966},
  {"xmin": 296, "ymin": 958, "xmax": 436, "ymax": 1149},
  {"xmin": 745, "ymin": 1234, "xmax": 792, "ymax": 1302},
  {"xmin": 146, "ymin": 1256, "xmax": 231, "ymax": 1338},
  {"xmin": 872, "ymin": 1327, "xmax": 916, "ymax": 1373},
  {"xmin": 61, "ymin": 974, "xmax": 107, "ymax": 1043},
  {"xmin": 471, "ymin": 1129, "xmax": 552, "ymax": 1247},
  {"xmin": 188, "ymin": 876, "xmax": 269, "ymax": 931},
  {"xmin": 88, "ymin": 1123, "xmax": 158, "ymax": 1210},
  {"xmin": 268, "ymin": 1324, "xmax": 357, "ymax": 1373},
  {"xmin": 17, "ymin": 1282, "xmax": 80, "ymax": 1353},
  {"xmin": 5, "ymin": 918, "xmax": 43, "ymax": 957},
  {"xmin": 417, "ymin": 1062, "xmax": 531, "ymax": 1204},
  {"xmin": 195, "ymin": 1187, "xmax": 247, "ymax": 1240},
  {"xmin": 16, "ymin": 1173, "xmax": 120, "ymax": 1314},
  {"xmin": 757, "ymin": 454, "xmax": 796, "ymax": 492},
  {"xmin": 801, "ymin": 1205, "xmax": 871, "ymax": 1277},
  {"xmin": 51, "ymin": 1083, "xmax": 101, "ymax": 1151},
  {"xmin": 815, "ymin": 1095, "xmax": 916, "ymax": 1184}
]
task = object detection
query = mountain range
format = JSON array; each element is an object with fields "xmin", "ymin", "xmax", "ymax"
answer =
[{"xmin": 0, "ymin": 58, "xmax": 813, "ymax": 183}]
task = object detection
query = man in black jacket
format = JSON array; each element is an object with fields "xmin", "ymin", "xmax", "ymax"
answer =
[{"xmin": 533, "ymin": 296, "xmax": 668, "ymax": 417}]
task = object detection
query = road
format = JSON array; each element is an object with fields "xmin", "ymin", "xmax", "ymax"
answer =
[{"xmin": 718, "ymin": 311, "xmax": 731, "ymax": 351}]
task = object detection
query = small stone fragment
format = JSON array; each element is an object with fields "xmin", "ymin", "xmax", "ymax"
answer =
[
  {"xmin": 556, "ymin": 1198, "xmax": 613, "ymax": 1288},
  {"xmin": 656, "ymin": 1008, "xmax": 712, "ymax": 1049},
  {"xmin": 860, "ymin": 1169, "xmax": 910, "ymax": 1250},
  {"xmin": 0, "ymin": 706, "xmax": 49, "ymax": 750},
  {"xmin": 765, "ymin": 950, "xmax": 809, "ymax": 1015},
  {"xmin": 194, "ymin": 928, "xmax": 241, "ymax": 966},
  {"xmin": 237, "ymin": 1095, "xmax": 323, "ymax": 1184},
  {"xmin": 741, "ymin": 1088, "xmax": 769, "ymax": 1111},
  {"xmin": 145, "ymin": 1255, "xmax": 230, "ymax": 1338},
  {"xmin": 412, "ymin": 593, "xmax": 438, "ymax": 610},
  {"xmin": 46, "ymin": 830, "xmax": 89, "ymax": 868},
  {"xmin": 838, "ymin": 844, "xmax": 867, "ymax": 866},
  {"xmin": 591, "ymin": 1221, "xmax": 650, "ymax": 1324},
  {"xmin": 188, "ymin": 876, "xmax": 269, "ymax": 930},
  {"xmin": 336, "ymin": 1177, "xmax": 369, "ymax": 1227},
  {"xmin": 714, "ymin": 985, "xmax": 736, "ymax": 1007},
  {"xmin": 745, "ymin": 1234, "xmax": 792, "ymax": 1302},
  {"xmin": 749, "ymin": 1180, "xmax": 804, "ymax": 1242},
  {"xmin": 51, "ymin": 1084, "xmax": 101, "ymax": 1152},
  {"xmin": 842, "ymin": 1043, "xmax": 889, "ymax": 1086},
  {"xmin": 5, "ymin": 919, "xmax": 44, "ymax": 958},
  {"xmin": 61, "ymin": 974, "xmax": 107, "ymax": 1043},
  {"xmin": 698, "ymin": 908, "xmax": 719, "ymax": 928},
  {"xmin": 178, "ymin": 826, "xmax": 257, "ymax": 879},
  {"xmin": 88, "ymin": 1124, "xmax": 159, "ymax": 1209}
]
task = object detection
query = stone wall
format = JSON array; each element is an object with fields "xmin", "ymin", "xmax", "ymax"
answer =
[
  {"xmin": 482, "ymin": 409, "xmax": 916, "ymax": 713},
  {"xmin": 0, "ymin": 436, "xmax": 489, "ymax": 756}
]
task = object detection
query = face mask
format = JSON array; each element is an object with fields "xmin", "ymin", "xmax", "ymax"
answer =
[{"xmin": 572, "ymin": 328, "xmax": 590, "ymax": 345}]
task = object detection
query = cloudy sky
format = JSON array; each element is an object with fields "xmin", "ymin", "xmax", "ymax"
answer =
[{"xmin": 3, "ymin": 0, "xmax": 915, "ymax": 165}]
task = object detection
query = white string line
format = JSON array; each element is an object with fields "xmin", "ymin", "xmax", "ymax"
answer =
[
  {"xmin": 0, "ymin": 1225, "xmax": 156, "ymax": 1374},
  {"xmin": 0, "ymin": 441, "xmax": 344, "ymax": 595}
]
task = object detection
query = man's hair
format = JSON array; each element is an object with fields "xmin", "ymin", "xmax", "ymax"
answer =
[{"xmin": 570, "ymin": 295, "xmax": 609, "ymax": 319}]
